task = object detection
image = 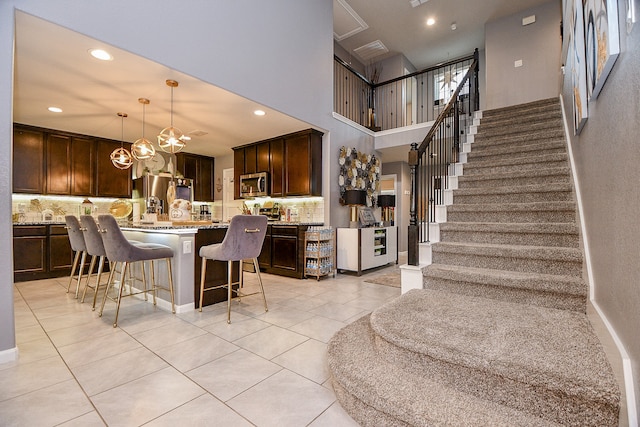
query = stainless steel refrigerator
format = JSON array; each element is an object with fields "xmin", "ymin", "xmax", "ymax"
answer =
[{"xmin": 133, "ymin": 175, "xmax": 193, "ymax": 214}]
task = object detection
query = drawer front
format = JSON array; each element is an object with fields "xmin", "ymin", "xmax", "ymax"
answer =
[
  {"xmin": 13, "ymin": 225, "xmax": 47, "ymax": 237},
  {"xmin": 49, "ymin": 224, "xmax": 69, "ymax": 235},
  {"xmin": 271, "ymin": 225, "xmax": 298, "ymax": 237}
]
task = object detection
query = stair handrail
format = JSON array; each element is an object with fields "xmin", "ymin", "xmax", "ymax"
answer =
[{"xmin": 408, "ymin": 49, "xmax": 479, "ymax": 266}]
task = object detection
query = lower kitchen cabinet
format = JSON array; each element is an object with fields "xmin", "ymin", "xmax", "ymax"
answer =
[
  {"xmin": 194, "ymin": 228, "xmax": 240, "ymax": 308},
  {"xmin": 258, "ymin": 224, "xmax": 311, "ymax": 279},
  {"xmin": 13, "ymin": 224, "xmax": 74, "ymax": 282}
]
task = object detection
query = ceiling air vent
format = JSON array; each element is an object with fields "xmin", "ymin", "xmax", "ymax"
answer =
[
  {"xmin": 187, "ymin": 130, "xmax": 208, "ymax": 137},
  {"xmin": 353, "ymin": 40, "xmax": 389, "ymax": 62},
  {"xmin": 410, "ymin": 0, "xmax": 429, "ymax": 7},
  {"xmin": 333, "ymin": 0, "xmax": 369, "ymax": 41}
]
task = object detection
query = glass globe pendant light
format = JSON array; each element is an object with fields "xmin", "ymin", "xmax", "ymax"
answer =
[
  {"xmin": 131, "ymin": 97, "xmax": 156, "ymax": 160},
  {"xmin": 110, "ymin": 112, "xmax": 134, "ymax": 169},
  {"xmin": 157, "ymin": 79, "xmax": 188, "ymax": 154}
]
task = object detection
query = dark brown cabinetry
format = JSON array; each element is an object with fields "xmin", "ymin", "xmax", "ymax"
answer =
[
  {"xmin": 49, "ymin": 225, "xmax": 74, "ymax": 274},
  {"xmin": 284, "ymin": 129, "xmax": 323, "ymax": 196},
  {"xmin": 269, "ymin": 139, "xmax": 284, "ymax": 197},
  {"xmin": 46, "ymin": 134, "xmax": 72, "ymax": 195},
  {"xmin": 96, "ymin": 140, "xmax": 132, "ymax": 198},
  {"xmin": 71, "ymin": 137, "xmax": 95, "ymax": 195},
  {"xmin": 176, "ymin": 153, "xmax": 215, "ymax": 202},
  {"xmin": 194, "ymin": 227, "xmax": 239, "ymax": 307},
  {"xmin": 13, "ymin": 127, "xmax": 44, "ymax": 194},
  {"xmin": 13, "ymin": 124, "xmax": 129, "ymax": 198},
  {"xmin": 258, "ymin": 224, "xmax": 309, "ymax": 279},
  {"xmin": 13, "ymin": 224, "xmax": 73, "ymax": 282},
  {"xmin": 232, "ymin": 129, "xmax": 323, "ymax": 199}
]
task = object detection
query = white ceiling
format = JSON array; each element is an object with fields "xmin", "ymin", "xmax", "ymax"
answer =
[
  {"xmin": 334, "ymin": 0, "xmax": 554, "ymax": 69},
  {"xmin": 13, "ymin": 12, "xmax": 310, "ymax": 159},
  {"xmin": 13, "ymin": 1, "xmax": 553, "ymax": 162}
]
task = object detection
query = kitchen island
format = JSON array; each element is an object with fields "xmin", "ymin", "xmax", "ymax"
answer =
[{"xmin": 120, "ymin": 221, "xmax": 322, "ymax": 312}]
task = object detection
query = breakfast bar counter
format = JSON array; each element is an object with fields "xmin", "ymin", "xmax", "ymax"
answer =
[{"xmin": 120, "ymin": 220, "xmax": 323, "ymax": 311}]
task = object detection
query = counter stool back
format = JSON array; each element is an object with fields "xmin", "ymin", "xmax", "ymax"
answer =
[
  {"xmin": 79, "ymin": 215, "xmax": 109, "ymax": 310},
  {"xmin": 65, "ymin": 215, "xmax": 88, "ymax": 298},
  {"xmin": 199, "ymin": 215, "xmax": 268, "ymax": 323},
  {"xmin": 97, "ymin": 214, "xmax": 175, "ymax": 327}
]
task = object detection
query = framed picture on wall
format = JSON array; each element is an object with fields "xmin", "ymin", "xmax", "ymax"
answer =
[
  {"xmin": 571, "ymin": 0, "xmax": 588, "ymax": 134},
  {"xmin": 583, "ymin": 0, "xmax": 620, "ymax": 100},
  {"xmin": 626, "ymin": 0, "xmax": 635, "ymax": 33}
]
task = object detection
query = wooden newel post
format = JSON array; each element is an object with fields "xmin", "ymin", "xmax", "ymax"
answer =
[{"xmin": 408, "ymin": 143, "xmax": 419, "ymax": 266}]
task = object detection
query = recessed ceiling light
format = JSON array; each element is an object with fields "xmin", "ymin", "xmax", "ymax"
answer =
[
  {"xmin": 451, "ymin": 22, "xmax": 457, "ymax": 31},
  {"xmin": 426, "ymin": 18, "xmax": 436, "ymax": 26},
  {"xmin": 48, "ymin": 106, "xmax": 62, "ymax": 113},
  {"xmin": 89, "ymin": 48, "xmax": 113, "ymax": 61},
  {"xmin": 254, "ymin": 110, "xmax": 266, "ymax": 116}
]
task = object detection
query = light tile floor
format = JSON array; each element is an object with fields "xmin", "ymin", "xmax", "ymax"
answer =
[{"xmin": 1, "ymin": 260, "xmax": 402, "ymax": 426}]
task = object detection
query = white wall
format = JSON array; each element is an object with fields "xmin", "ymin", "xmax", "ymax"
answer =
[
  {"xmin": 485, "ymin": 0, "xmax": 562, "ymax": 109},
  {"xmin": 0, "ymin": 0, "xmax": 335, "ymax": 357}
]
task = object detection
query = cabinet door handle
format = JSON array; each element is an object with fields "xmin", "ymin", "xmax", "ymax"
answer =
[{"xmin": 244, "ymin": 228, "xmax": 261, "ymax": 233}]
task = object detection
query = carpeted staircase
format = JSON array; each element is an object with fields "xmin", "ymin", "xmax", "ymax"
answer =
[{"xmin": 327, "ymin": 98, "xmax": 621, "ymax": 426}]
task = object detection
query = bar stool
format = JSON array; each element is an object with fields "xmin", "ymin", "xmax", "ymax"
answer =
[
  {"xmin": 78, "ymin": 215, "xmax": 109, "ymax": 309},
  {"xmin": 97, "ymin": 214, "xmax": 175, "ymax": 327},
  {"xmin": 199, "ymin": 215, "xmax": 268, "ymax": 323},
  {"xmin": 65, "ymin": 215, "xmax": 88, "ymax": 298}
]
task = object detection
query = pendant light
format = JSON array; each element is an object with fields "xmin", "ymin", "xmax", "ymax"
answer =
[
  {"xmin": 110, "ymin": 112, "xmax": 133, "ymax": 169},
  {"xmin": 131, "ymin": 98, "xmax": 156, "ymax": 160},
  {"xmin": 157, "ymin": 79, "xmax": 188, "ymax": 153}
]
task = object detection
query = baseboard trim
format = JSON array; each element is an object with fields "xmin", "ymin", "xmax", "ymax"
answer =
[
  {"xmin": 0, "ymin": 346, "xmax": 19, "ymax": 364},
  {"xmin": 559, "ymin": 94, "xmax": 638, "ymax": 427}
]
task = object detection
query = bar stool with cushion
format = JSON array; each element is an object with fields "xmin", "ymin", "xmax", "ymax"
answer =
[
  {"xmin": 65, "ymin": 215, "xmax": 88, "ymax": 298},
  {"xmin": 97, "ymin": 214, "xmax": 176, "ymax": 327},
  {"xmin": 79, "ymin": 215, "xmax": 110, "ymax": 309},
  {"xmin": 199, "ymin": 214, "xmax": 268, "ymax": 323}
]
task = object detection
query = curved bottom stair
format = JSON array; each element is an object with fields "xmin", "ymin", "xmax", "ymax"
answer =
[{"xmin": 328, "ymin": 289, "xmax": 620, "ymax": 427}]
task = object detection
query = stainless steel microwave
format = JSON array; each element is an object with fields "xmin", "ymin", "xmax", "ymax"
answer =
[{"xmin": 240, "ymin": 172, "xmax": 269, "ymax": 198}]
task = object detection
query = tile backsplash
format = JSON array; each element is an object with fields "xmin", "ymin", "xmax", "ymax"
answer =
[{"xmin": 12, "ymin": 195, "xmax": 118, "ymax": 222}]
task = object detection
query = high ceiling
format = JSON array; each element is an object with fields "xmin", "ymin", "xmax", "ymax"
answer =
[
  {"xmin": 334, "ymin": 0, "xmax": 554, "ymax": 69},
  {"xmin": 13, "ymin": 1, "xmax": 554, "ymax": 162}
]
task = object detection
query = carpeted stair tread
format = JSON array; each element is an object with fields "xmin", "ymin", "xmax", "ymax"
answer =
[
  {"xmin": 480, "ymin": 97, "xmax": 560, "ymax": 118},
  {"xmin": 472, "ymin": 128, "xmax": 565, "ymax": 145},
  {"xmin": 452, "ymin": 182, "xmax": 574, "ymax": 204},
  {"xmin": 328, "ymin": 315, "xmax": 562, "ymax": 427},
  {"xmin": 422, "ymin": 263, "xmax": 586, "ymax": 297},
  {"xmin": 463, "ymin": 152, "xmax": 567, "ymax": 171},
  {"xmin": 477, "ymin": 109, "xmax": 562, "ymax": 129},
  {"xmin": 438, "ymin": 221, "xmax": 580, "ymax": 247},
  {"xmin": 446, "ymin": 201, "xmax": 577, "ymax": 223},
  {"xmin": 469, "ymin": 139, "xmax": 566, "ymax": 159},
  {"xmin": 368, "ymin": 290, "xmax": 619, "ymax": 426},
  {"xmin": 474, "ymin": 120, "xmax": 563, "ymax": 139},
  {"xmin": 431, "ymin": 241, "xmax": 583, "ymax": 275},
  {"xmin": 422, "ymin": 264, "xmax": 587, "ymax": 312},
  {"xmin": 457, "ymin": 166, "xmax": 571, "ymax": 188}
]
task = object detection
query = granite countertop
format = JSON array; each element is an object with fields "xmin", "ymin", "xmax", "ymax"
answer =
[{"xmin": 13, "ymin": 221, "xmax": 66, "ymax": 226}]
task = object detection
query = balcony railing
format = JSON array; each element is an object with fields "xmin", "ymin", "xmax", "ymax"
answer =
[
  {"xmin": 408, "ymin": 51, "xmax": 479, "ymax": 265},
  {"xmin": 334, "ymin": 51, "xmax": 477, "ymax": 131}
]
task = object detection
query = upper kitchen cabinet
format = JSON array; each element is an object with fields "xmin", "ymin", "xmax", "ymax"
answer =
[
  {"xmin": 70, "ymin": 136, "xmax": 95, "ymax": 196},
  {"xmin": 176, "ymin": 153, "xmax": 215, "ymax": 202},
  {"xmin": 13, "ymin": 123, "xmax": 126, "ymax": 197},
  {"xmin": 46, "ymin": 133, "xmax": 95, "ymax": 196},
  {"xmin": 13, "ymin": 126, "xmax": 44, "ymax": 194},
  {"xmin": 45, "ymin": 133, "xmax": 71, "ymax": 195},
  {"xmin": 269, "ymin": 138, "xmax": 284, "ymax": 197},
  {"xmin": 233, "ymin": 129, "xmax": 323, "ymax": 199},
  {"xmin": 284, "ymin": 129, "xmax": 323, "ymax": 196},
  {"xmin": 96, "ymin": 139, "xmax": 132, "ymax": 198}
]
